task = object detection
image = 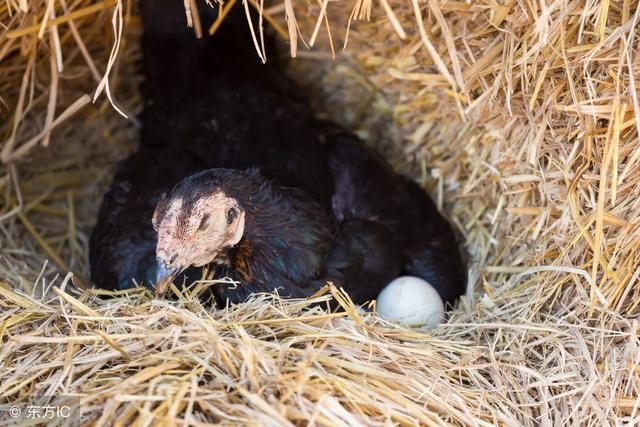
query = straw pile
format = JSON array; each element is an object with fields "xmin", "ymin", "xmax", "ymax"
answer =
[{"xmin": 1, "ymin": 0, "xmax": 639, "ymax": 424}]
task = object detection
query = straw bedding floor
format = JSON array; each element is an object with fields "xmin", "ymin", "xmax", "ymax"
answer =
[{"xmin": 1, "ymin": 0, "xmax": 639, "ymax": 425}]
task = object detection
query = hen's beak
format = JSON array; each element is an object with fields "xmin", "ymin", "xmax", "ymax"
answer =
[{"xmin": 155, "ymin": 262, "xmax": 177, "ymax": 298}]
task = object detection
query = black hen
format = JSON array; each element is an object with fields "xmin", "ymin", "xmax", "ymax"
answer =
[{"xmin": 89, "ymin": 0, "xmax": 466, "ymax": 306}]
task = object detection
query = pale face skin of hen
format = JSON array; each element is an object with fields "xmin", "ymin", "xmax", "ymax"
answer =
[{"xmin": 152, "ymin": 191, "xmax": 245, "ymax": 296}]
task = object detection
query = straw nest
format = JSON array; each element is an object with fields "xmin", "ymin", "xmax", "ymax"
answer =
[{"xmin": 1, "ymin": 0, "xmax": 639, "ymax": 424}]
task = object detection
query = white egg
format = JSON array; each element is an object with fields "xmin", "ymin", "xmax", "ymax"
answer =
[{"xmin": 376, "ymin": 276, "xmax": 445, "ymax": 328}]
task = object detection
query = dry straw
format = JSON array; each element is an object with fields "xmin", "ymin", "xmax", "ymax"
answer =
[{"xmin": 1, "ymin": 0, "xmax": 639, "ymax": 424}]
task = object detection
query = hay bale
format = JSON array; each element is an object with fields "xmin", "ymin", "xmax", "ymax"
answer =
[{"xmin": 1, "ymin": 0, "xmax": 639, "ymax": 424}]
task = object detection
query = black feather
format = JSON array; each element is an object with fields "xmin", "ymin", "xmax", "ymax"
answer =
[{"xmin": 90, "ymin": 0, "xmax": 466, "ymax": 306}]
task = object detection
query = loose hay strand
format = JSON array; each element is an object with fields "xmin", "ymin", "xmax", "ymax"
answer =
[{"xmin": 5, "ymin": 0, "xmax": 117, "ymax": 39}]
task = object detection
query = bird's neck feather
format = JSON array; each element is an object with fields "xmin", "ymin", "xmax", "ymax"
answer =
[{"xmin": 229, "ymin": 184, "xmax": 333, "ymax": 287}]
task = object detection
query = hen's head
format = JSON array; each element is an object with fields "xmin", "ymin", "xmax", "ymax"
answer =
[{"xmin": 152, "ymin": 170, "xmax": 250, "ymax": 296}]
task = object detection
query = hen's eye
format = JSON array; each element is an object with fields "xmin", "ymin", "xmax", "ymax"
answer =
[
  {"xmin": 198, "ymin": 214, "xmax": 210, "ymax": 231},
  {"xmin": 226, "ymin": 207, "xmax": 237, "ymax": 224}
]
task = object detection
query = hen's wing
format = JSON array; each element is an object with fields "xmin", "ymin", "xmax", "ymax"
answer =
[
  {"xmin": 322, "ymin": 219, "xmax": 404, "ymax": 305},
  {"xmin": 326, "ymin": 131, "xmax": 466, "ymax": 305}
]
